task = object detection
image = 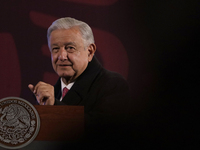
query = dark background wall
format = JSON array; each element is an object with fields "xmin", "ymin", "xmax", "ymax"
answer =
[{"xmin": 0, "ymin": 0, "xmax": 198, "ymax": 148}]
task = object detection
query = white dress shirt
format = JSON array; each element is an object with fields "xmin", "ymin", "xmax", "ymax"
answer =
[{"xmin": 60, "ymin": 78, "xmax": 74, "ymax": 101}]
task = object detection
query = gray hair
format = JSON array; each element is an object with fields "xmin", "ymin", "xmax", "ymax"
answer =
[{"xmin": 47, "ymin": 17, "xmax": 95, "ymax": 48}]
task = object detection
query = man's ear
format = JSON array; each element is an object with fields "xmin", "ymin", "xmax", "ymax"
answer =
[{"xmin": 88, "ymin": 43, "xmax": 96, "ymax": 62}]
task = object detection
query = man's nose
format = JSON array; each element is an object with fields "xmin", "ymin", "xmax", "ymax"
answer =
[{"xmin": 58, "ymin": 48, "xmax": 67, "ymax": 61}]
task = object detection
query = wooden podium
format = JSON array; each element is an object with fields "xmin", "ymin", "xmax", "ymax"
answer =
[
  {"xmin": 34, "ymin": 105, "xmax": 84, "ymax": 142},
  {"xmin": 0, "ymin": 105, "xmax": 84, "ymax": 150}
]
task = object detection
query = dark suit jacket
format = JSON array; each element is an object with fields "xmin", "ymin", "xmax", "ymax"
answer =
[
  {"xmin": 53, "ymin": 57, "xmax": 131, "ymax": 147},
  {"xmin": 54, "ymin": 57, "xmax": 130, "ymax": 124},
  {"xmin": 54, "ymin": 57, "xmax": 130, "ymax": 115},
  {"xmin": 54, "ymin": 56, "xmax": 131, "ymax": 121}
]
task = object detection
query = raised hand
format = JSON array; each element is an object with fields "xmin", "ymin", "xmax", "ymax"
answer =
[{"xmin": 28, "ymin": 81, "xmax": 54, "ymax": 105}]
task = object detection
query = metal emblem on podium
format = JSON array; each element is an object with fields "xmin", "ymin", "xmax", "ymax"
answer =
[{"xmin": 0, "ymin": 97, "xmax": 40, "ymax": 149}]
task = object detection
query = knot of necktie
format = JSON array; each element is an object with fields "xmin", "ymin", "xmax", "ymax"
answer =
[{"xmin": 62, "ymin": 87, "xmax": 69, "ymax": 99}]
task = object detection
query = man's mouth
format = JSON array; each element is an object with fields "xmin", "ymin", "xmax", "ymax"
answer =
[{"xmin": 58, "ymin": 64, "xmax": 72, "ymax": 67}]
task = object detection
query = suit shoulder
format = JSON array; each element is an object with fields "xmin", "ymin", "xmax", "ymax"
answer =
[
  {"xmin": 100, "ymin": 69, "xmax": 127, "ymax": 83},
  {"xmin": 95, "ymin": 69, "xmax": 129, "ymax": 93}
]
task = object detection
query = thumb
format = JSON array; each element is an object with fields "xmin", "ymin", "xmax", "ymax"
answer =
[{"xmin": 28, "ymin": 84, "xmax": 35, "ymax": 93}]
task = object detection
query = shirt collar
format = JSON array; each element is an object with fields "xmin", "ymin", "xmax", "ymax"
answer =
[{"xmin": 61, "ymin": 78, "xmax": 74, "ymax": 91}]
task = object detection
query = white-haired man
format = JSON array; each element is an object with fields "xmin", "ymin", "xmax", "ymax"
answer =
[{"xmin": 28, "ymin": 17, "xmax": 131, "ymax": 147}]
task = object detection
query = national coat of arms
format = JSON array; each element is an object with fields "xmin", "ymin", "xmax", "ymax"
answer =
[{"xmin": 0, "ymin": 97, "xmax": 40, "ymax": 149}]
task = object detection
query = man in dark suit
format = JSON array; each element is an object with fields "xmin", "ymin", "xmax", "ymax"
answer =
[{"xmin": 28, "ymin": 17, "xmax": 131, "ymax": 148}]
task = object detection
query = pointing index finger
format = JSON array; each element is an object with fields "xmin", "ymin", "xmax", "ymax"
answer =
[{"xmin": 28, "ymin": 84, "xmax": 35, "ymax": 93}]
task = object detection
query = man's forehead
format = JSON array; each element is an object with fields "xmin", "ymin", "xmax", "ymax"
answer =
[
  {"xmin": 49, "ymin": 28, "xmax": 83, "ymax": 47},
  {"xmin": 51, "ymin": 27, "xmax": 80, "ymax": 35},
  {"xmin": 50, "ymin": 27, "xmax": 82, "ymax": 40}
]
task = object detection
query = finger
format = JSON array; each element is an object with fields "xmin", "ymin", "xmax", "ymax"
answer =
[
  {"xmin": 28, "ymin": 84, "xmax": 35, "ymax": 93},
  {"xmin": 36, "ymin": 94, "xmax": 47, "ymax": 105},
  {"xmin": 34, "ymin": 81, "xmax": 46, "ymax": 94},
  {"xmin": 36, "ymin": 90, "xmax": 50, "ymax": 105}
]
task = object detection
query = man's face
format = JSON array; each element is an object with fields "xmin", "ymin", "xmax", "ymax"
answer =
[{"xmin": 49, "ymin": 27, "xmax": 95, "ymax": 84}]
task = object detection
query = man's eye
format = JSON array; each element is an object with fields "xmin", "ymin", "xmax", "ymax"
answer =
[
  {"xmin": 52, "ymin": 48, "xmax": 59, "ymax": 52},
  {"xmin": 66, "ymin": 46, "xmax": 75, "ymax": 53}
]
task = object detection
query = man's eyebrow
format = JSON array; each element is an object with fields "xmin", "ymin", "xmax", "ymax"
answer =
[
  {"xmin": 51, "ymin": 42, "xmax": 77, "ymax": 47},
  {"xmin": 51, "ymin": 44, "xmax": 58, "ymax": 47},
  {"xmin": 65, "ymin": 42, "xmax": 76, "ymax": 46}
]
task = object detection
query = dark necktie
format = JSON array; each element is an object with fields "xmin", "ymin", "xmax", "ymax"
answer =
[{"xmin": 62, "ymin": 87, "xmax": 69, "ymax": 99}]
